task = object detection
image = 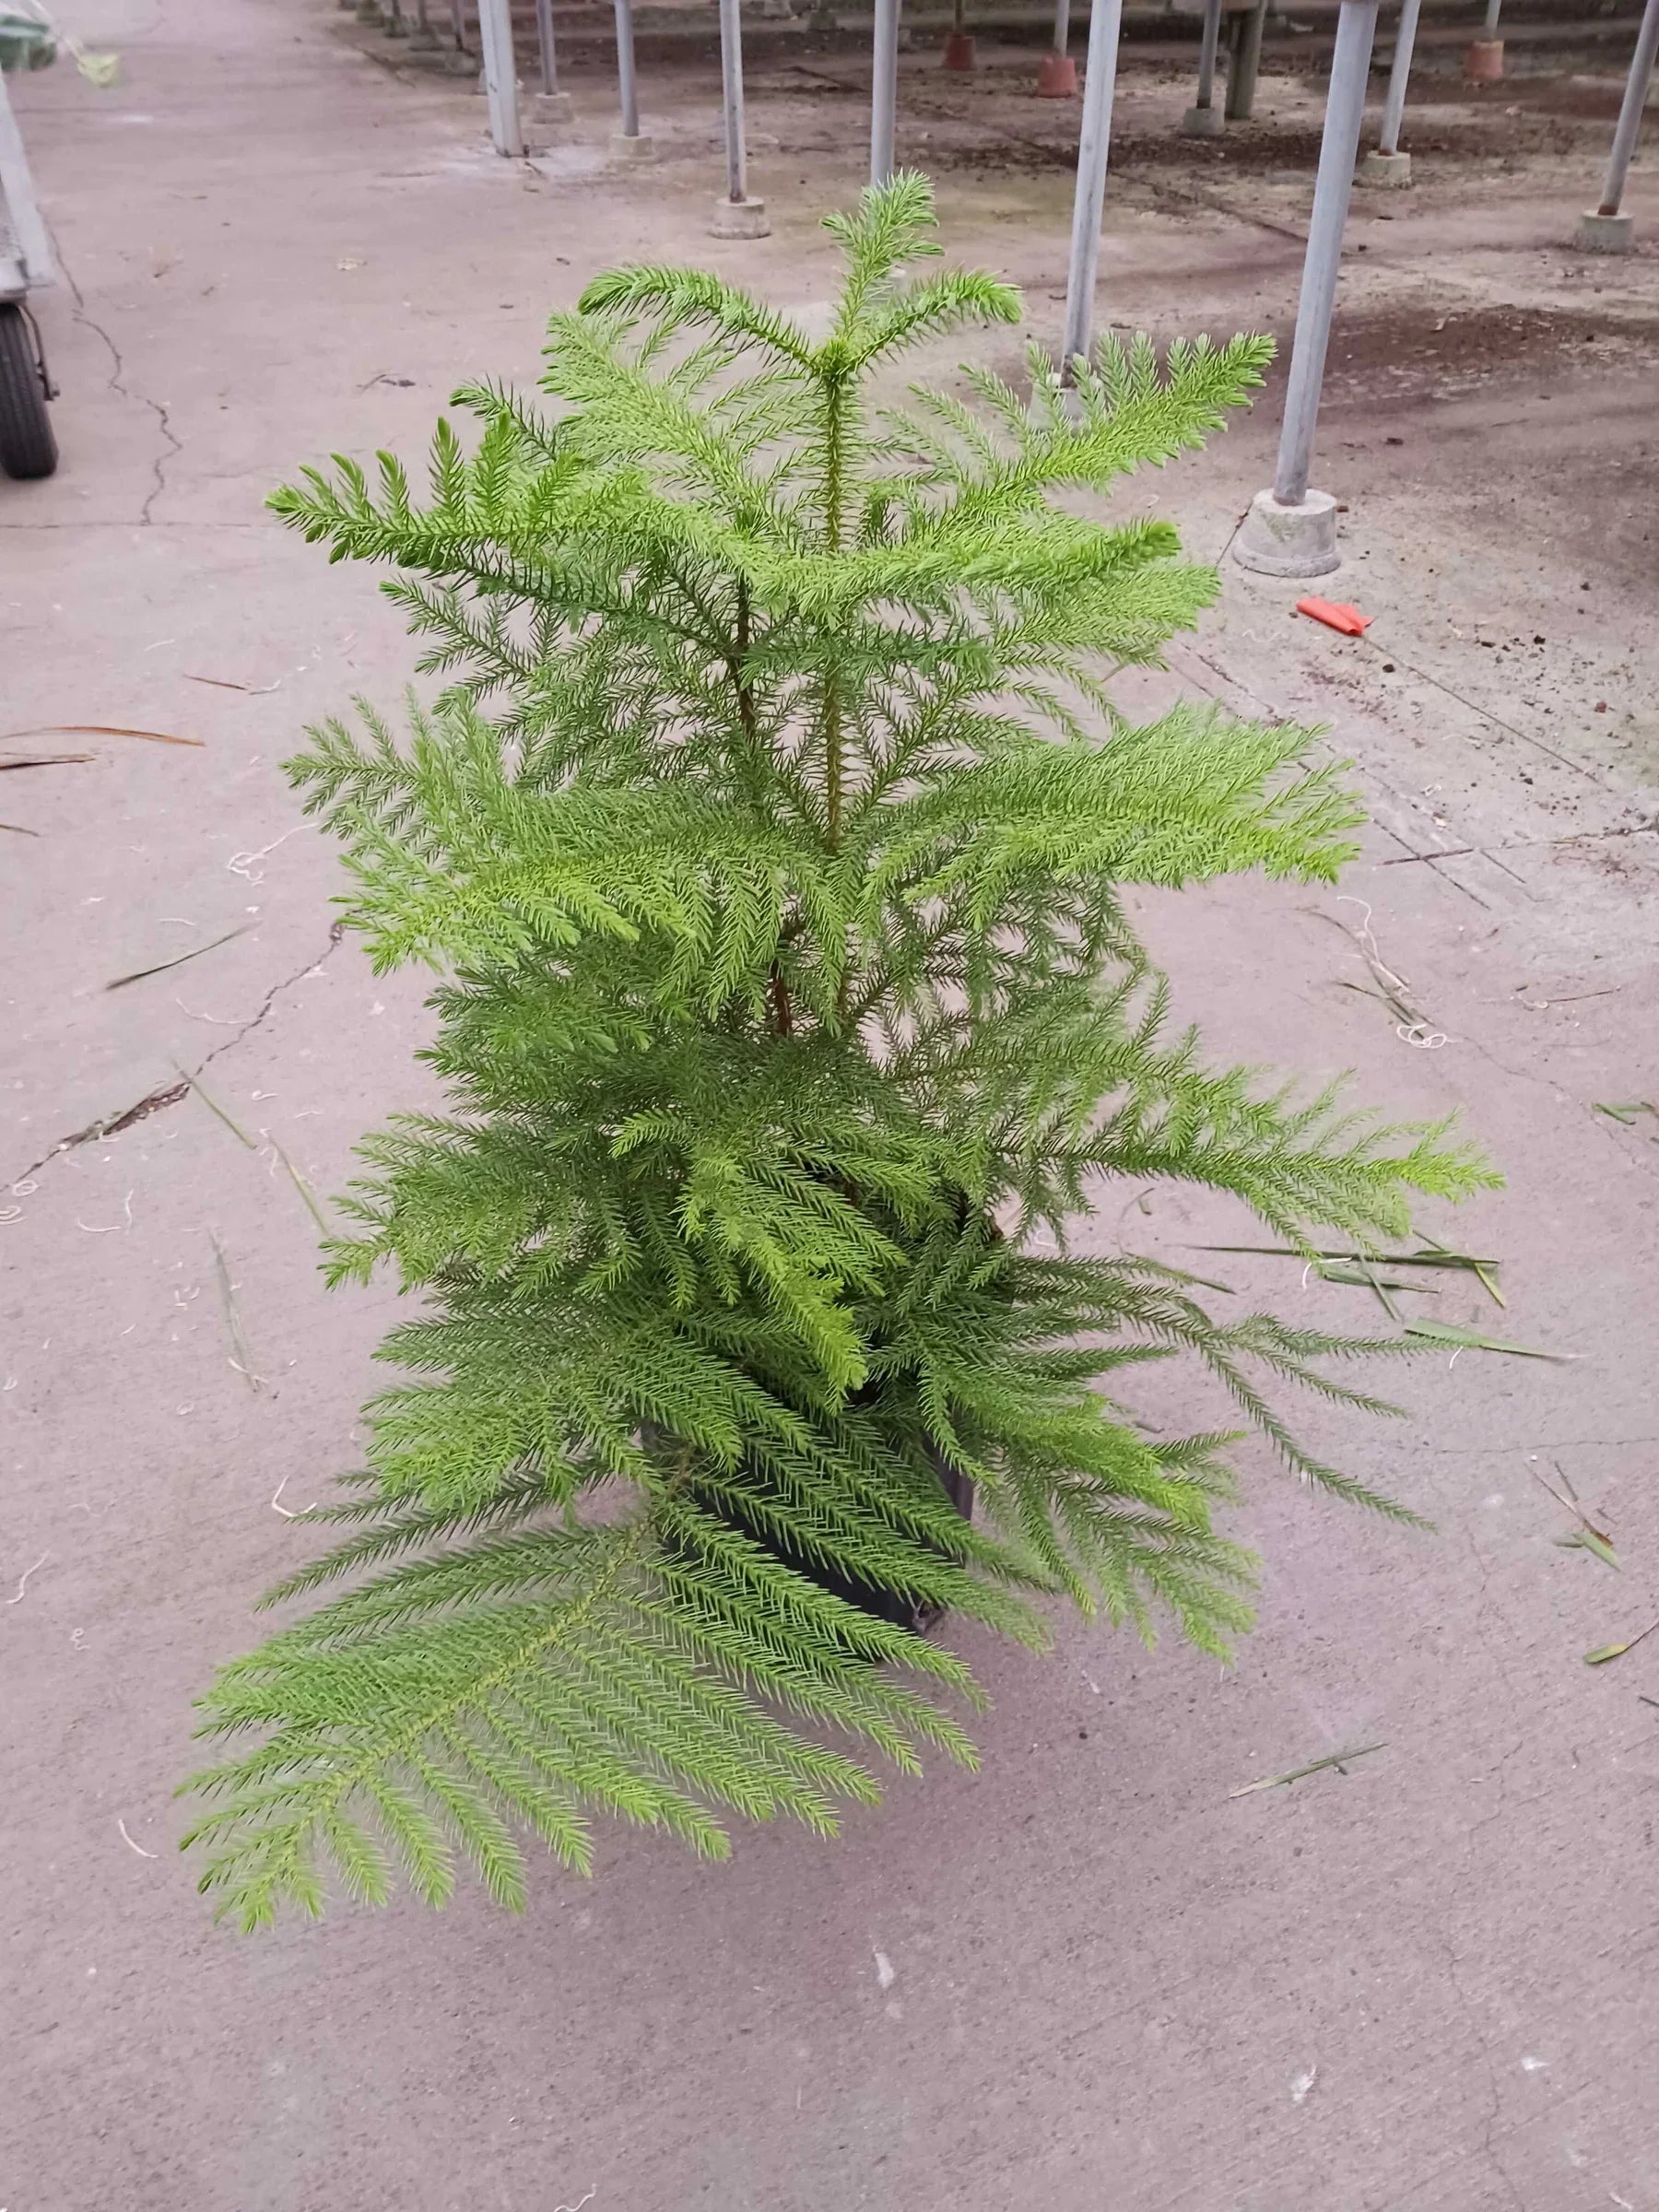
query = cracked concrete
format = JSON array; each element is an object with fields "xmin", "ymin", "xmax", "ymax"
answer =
[
  {"xmin": 11, "ymin": 922, "xmax": 347, "ymax": 1185},
  {"xmin": 3, "ymin": 3, "xmax": 1658, "ymax": 2209}
]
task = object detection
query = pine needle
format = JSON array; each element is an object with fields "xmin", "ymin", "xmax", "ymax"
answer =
[
  {"xmin": 2, "ymin": 723, "xmax": 204, "ymax": 747},
  {"xmin": 268, "ymin": 1139, "xmax": 330, "ymax": 1234},
  {"xmin": 1229, "ymin": 1743, "xmax": 1387, "ymax": 1797},
  {"xmin": 106, "ymin": 924, "xmax": 253, "ymax": 993},
  {"xmin": 209, "ymin": 1232, "xmax": 268, "ymax": 1394}
]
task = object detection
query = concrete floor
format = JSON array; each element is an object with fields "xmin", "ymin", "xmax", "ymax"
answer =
[{"xmin": 5, "ymin": 4, "xmax": 1659, "ymax": 2206}]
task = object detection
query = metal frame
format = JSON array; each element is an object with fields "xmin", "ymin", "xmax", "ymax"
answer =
[
  {"xmin": 0, "ymin": 65, "xmax": 56, "ymax": 301},
  {"xmin": 1271, "ymin": 0, "xmax": 1379, "ymax": 506},
  {"xmin": 1377, "ymin": 0, "xmax": 1421, "ymax": 159},
  {"xmin": 1060, "ymin": 0, "xmax": 1125, "ymax": 367},
  {"xmin": 1594, "ymin": 0, "xmax": 1659, "ymax": 219},
  {"xmin": 476, "ymin": 0, "xmax": 525, "ymax": 155},
  {"xmin": 719, "ymin": 0, "xmax": 749, "ymax": 204},
  {"xmin": 615, "ymin": 0, "xmax": 641, "ymax": 139},
  {"xmin": 871, "ymin": 0, "xmax": 901, "ymax": 183}
]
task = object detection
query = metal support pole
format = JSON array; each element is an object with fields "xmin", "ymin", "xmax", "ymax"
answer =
[
  {"xmin": 1378, "ymin": 0, "xmax": 1420, "ymax": 156},
  {"xmin": 1181, "ymin": 0, "xmax": 1224, "ymax": 135},
  {"xmin": 535, "ymin": 0, "xmax": 559, "ymax": 92},
  {"xmin": 477, "ymin": 0, "xmax": 525, "ymax": 156},
  {"xmin": 615, "ymin": 0, "xmax": 641, "ymax": 136},
  {"xmin": 871, "ymin": 0, "xmax": 901, "ymax": 183},
  {"xmin": 1484, "ymin": 0, "xmax": 1500, "ymax": 33},
  {"xmin": 1195, "ymin": 0, "xmax": 1223, "ymax": 110},
  {"xmin": 1060, "ymin": 0, "xmax": 1125, "ymax": 368},
  {"xmin": 719, "ymin": 0, "xmax": 749, "ymax": 201},
  {"xmin": 1272, "ymin": 0, "xmax": 1377, "ymax": 504},
  {"xmin": 711, "ymin": 0, "xmax": 767, "ymax": 226},
  {"xmin": 1036, "ymin": 0, "xmax": 1077, "ymax": 95},
  {"xmin": 1227, "ymin": 0, "xmax": 1267, "ymax": 121},
  {"xmin": 1234, "ymin": 0, "xmax": 1378, "ymax": 572},
  {"xmin": 1596, "ymin": 0, "xmax": 1659, "ymax": 215}
]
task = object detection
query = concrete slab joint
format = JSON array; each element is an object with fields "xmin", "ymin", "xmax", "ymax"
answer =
[{"xmin": 1232, "ymin": 488, "xmax": 1341, "ymax": 578}]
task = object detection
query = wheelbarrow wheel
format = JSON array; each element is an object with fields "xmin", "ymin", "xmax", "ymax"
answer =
[{"xmin": 0, "ymin": 302, "xmax": 58, "ymax": 480}]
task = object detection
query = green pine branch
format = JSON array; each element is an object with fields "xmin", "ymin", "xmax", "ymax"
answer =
[{"xmin": 188, "ymin": 174, "xmax": 1498, "ymax": 1924}]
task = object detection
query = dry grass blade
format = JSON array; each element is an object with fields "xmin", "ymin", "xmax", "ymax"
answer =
[
  {"xmin": 105, "ymin": 924, "xmax": 253, "ymax": 993},
  {"xmin": 171, "ymin": 1063, "xmax": 258, "ymax": 1150},
  {"xmin": 1403, "ymin": 1322, "xmax": 1569, "ymax": 1361},
  {"xmin": 182, "ymin": 673, "xmax": 280, "ymax": 694},
  {"xmin": 209, "ymin": 1232, "xmax": 268, "ymax": 1394},
  {"xmin": 2, "ymin": 724, "xmax": 205, "ymax": 747},
  {"xmin": 1534, "ymin": 1463, "xmax": 1617, "ymax": 1567},
  {"xmin": 1229, "ymin": 1742, "xmax": 1387, "ymax": 1798},
  {"xmin": 1313, "ymin": 1263, "xmax": 1436, "ymax": 1294},
  {"xmin": 1558, "ymin": 1530, "xmax": 1620, "ymax": 1570},
  {"xmin": 0, "ymin": 752, "xmax": 94, "ymax": 771},
  {"xmin": 1195, "ymin": 1244, "xmax": 1502, "ymax": 1275},
  {"xmin": 269, "ymin": 1138, "xmax": 330, "ymax": 1235},
  {"xmin": 1585, "ymin": 1619, "xmax": 1659, "ymax": 1666},
  {"xmin": 1594, "ymin": 1102, "xmax": 1655, "ymax": 1126},
  {"xmin": 0, "ymin": 821, "xmax": 41, "ymax": 837}
]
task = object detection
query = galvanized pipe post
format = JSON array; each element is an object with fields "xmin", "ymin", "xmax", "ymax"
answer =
[
  {"xmin": 1036, "ymin": 0, "xmax": 1077, "ymax": 95},
  {"xmin": 1181, "ymin": 0, "xmax": 1226, "ymax": 135},
  {"xmin": 1378, "ymin": 0, "xmax": 1420, "ymax": 155},
  {"xmin": 611, "ymin": 0, "xmax": 654, "ymax": 157},
  {"xmin": 871, "ymin": 0, "xmax": 901, "ymax": 182},
  {"xmin": 534, "ymin": 0, "xmax": 559, "ymax": 92},
  {"xmin": 477, "ymin": 0, "xmax": 525, "ymax": 155},
  {"xmin": 616, "ymin": 0, "xmax": 640, "ymax": 133},
  {"xmin": 1234, "ymin": 0, "xmax": 1380, "ymax": 573},
  {"xmin": 1358, "ymin": 0, "xmax": 1418, "ymax": 181},
  {"xmin": 1060, "ymin": 0, "xmax": 1125, "ymax": 368},
  {"xmin": 1226, "ymin": 0, "xmax": 1266, "ymax": 122},
  {"xmin": 712, "ymin": 0, "xmax": 770, "ymax": 231},
  {"xmin": 1576, "ymin": 0, "xmax": 1659, "ymax": 248}
]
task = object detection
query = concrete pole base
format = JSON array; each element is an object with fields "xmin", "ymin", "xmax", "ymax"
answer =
[
  {"xmin": 610, "ymin": 129, "xmax": 656, "ymax": 162},
  {"xmin": 1464, "ymin": 38, "xmax": 1502, "ymax": 80},
  {"xmin": 942, "ymin": 29, "xmax": 975, "ymax": 68},
  {"xmin": 710, "ymin": 194, "xmax": 771, "ymax": 238},
  {"xmin": 529, "ymin": 89, "xmax": 574, "ymax": 121},
  {"xmin": 1180, "ymin": 102, "xmax": 1225, "ymax": 137},
  {"xmin": 1036, "ymin": 50, "xmax": 1077, "ymax": 95},
  {"xmin": 1358, "ymin": 147, "xmax": 1410, "ymax": 185},
  {"xmin": 1233, "ymin": 488, "xmax": 1341, "ymax": 578},
  {"xmin": 1574, "ymin": 208, "xmax": 1634, "ymax": 253},
  {"xmin": 407, "ymin": 22, "xmax": 441, "ymax": 46}
]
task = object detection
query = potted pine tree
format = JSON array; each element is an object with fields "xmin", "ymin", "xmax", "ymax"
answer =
[{"xmin": 183, "ymin": 178, "xmax": 1492, "ymax": 1927}]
